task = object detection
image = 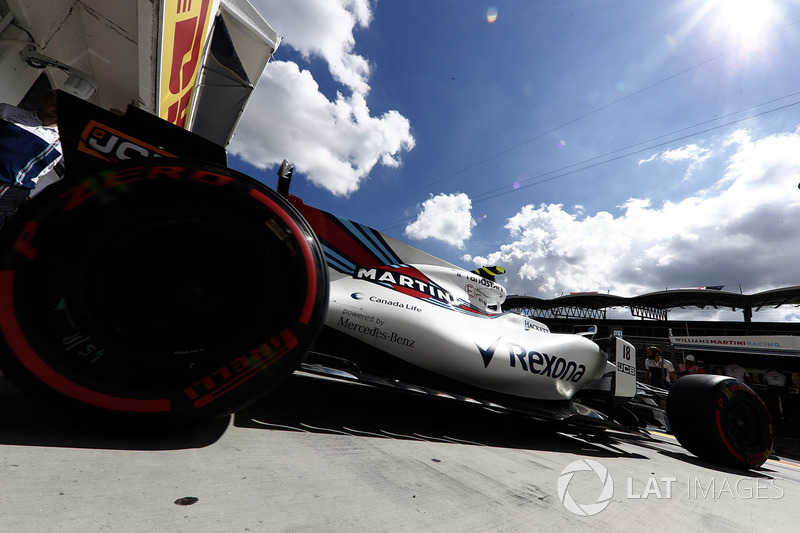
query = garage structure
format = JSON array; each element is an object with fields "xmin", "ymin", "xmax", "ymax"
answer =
[{"xmin": 505, "ymin": 286, "xmax": 800, "ymax": 455}]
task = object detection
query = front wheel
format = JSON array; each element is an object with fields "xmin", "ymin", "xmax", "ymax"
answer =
[
  {"xmin": 0, "ymin": 159, "xmax": 328, "ymax": 422},
  {"xmin": 667, "ymin": 374, "xmax": 773, "ymax": 469}
]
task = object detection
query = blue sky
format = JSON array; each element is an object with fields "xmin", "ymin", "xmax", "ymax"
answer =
[{"xmin": 230, "ymin": 0, "xmax": 800, "ymax": 321}]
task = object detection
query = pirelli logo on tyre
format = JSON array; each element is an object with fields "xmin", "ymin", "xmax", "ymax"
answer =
[{"xmin": 77, "ymin": 121, "xmax": 176, "ymax": 162}]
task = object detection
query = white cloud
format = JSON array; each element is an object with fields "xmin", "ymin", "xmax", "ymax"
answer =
[
  {"xmin": 659, "ymin": 144, "xmax": 710, "ymax": 163},
  {"xmin": 251, "ymin": 0, "xmax": 372, "ymax": 93},
  {"xmin": 229, "ymin": 61, "xmax": 413, "ymax": 196},
  {"xmin": 638, "ymin": 143, "xmax": 712, "ymax": 180},
  {"xmin": 228, "ymin": 0, "xmax": 415, "ymax": 196},
  {"xmin": 470, "ymin": 129, "xmax": 800, "ymax": 298},
  {"xmin": 405, "ymin": 193, "xmax": 475, "ymax": 248}
]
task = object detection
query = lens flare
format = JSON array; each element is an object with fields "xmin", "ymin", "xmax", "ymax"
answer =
[
  {"xmin": 715, "ymin": 0, "xmax": 776, "ymax": 47},
  {"xmin": 486, "ymin": 7, "xmax": 498, "ymax": 23},
  {"xmin": 692, "ymin": 0, "xmax": 782, "ymax": 62}
]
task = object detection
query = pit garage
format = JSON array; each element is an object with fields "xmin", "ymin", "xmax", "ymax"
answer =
[{"xmin": 506, "ymin": 286, "xmax": 800, "ymax": 456}]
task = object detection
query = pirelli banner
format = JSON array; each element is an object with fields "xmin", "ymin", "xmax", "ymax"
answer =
[{"xmin": 158, "ymin": 0, "xmax": 221, "ymax": 129}]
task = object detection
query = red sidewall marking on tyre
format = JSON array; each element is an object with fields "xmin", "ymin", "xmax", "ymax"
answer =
[
  {"xmin": 0, "ymin": 270, "xmax": 171, "ymax": 413},
  {"xmin": 714, "ymin": 405, "xmax": 746, "ymax": 463},
  {"xmin": 186, "ymin": 328, "xmax": 299, "ymax": 408},
  {"xmin": 248, "ymin": 188, "xmax": 318, "ymax": 324}
]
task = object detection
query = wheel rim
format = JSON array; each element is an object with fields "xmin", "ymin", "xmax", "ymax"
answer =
[
  {"xmin": 721, "ymin": 396, "xmax": 763, "ymax": 450},
  {"xmin": 80, "ymin": 216, "xmax": 280, "ymax": 357}
]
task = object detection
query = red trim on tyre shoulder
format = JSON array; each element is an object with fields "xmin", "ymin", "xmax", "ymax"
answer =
[
  {"xmin": 248, "ymin": 188, "xmax": 318, "ymax": 324},
  {"xmin": 714, "ymin": 405, "xmax": 746, "ymax": 463},
  {"xmin": 0, "ymin": 270, "xmax": 171, "ymax": 413}
]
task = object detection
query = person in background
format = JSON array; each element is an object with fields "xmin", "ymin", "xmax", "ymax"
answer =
[
  {"xmin": 676, "ymin": 354, "xmax": 707, "ymax": 378},
  {"xmin": 723, "ymin": 362, "xmax": 751, "ymax": 382},
  {"xmin": 644, "ymin": 346, "xmax": 676, "ymax": 389},
  {"xmin": 0, "ymin": 89, "xmax": 61, "ymax": 228},
  {"xmin": 764, "ymin": 369, "xmax": 787, "ymax": 388}
]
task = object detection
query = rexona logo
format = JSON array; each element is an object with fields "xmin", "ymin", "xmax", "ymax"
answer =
[
  {"xmin": 476, "ymin": 337, "xmax": 586, "ymax": 382},
  {"xmin": 354, "ymin": 267, "xmax": 457, "ymax": 306}
]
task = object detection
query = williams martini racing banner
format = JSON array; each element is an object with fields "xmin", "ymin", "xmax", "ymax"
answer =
[{"xmin": 670, "ymin": 335, "xmax": 800, "ymax": 358}]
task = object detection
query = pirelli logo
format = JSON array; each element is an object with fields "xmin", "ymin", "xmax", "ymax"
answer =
[
  {"xmin": 77, "ymin": 121, "xmax": 176, "ymax": 162},
  {"xmin": 159, "ymin": 0, "xmax": 216, "ymax": 127}
]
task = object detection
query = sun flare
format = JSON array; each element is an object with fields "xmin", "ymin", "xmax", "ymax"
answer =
[{"xmin": 708, "ymin": 0, "xmax": 779, "ymax": 50}]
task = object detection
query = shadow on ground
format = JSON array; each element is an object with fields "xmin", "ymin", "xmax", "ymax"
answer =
[
  {"xmin": 0, "ymin": 378, "xmax": 229, "ymax": 450},
  {"xmin": 235, "ymin": 372, "xmax": 650, "ymax": 461}
]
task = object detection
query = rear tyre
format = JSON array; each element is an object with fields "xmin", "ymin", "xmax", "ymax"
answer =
[
  {"xmin": 0, "ymin": 160, "xmax": 328, "ymax": 421},
  {"xmin": 667, "ymin": 374, "xmax": 773, "ymax": 469}
]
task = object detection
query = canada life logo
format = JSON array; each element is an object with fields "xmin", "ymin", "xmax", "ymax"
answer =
[{"xmin": 557, "ymin": 460, "xmax": 614, "ymax": 516}]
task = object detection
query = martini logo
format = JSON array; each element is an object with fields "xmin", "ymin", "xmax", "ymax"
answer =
[{"xmin": 354, "ymin": 267, "xmax": 457, "ymax": 306}]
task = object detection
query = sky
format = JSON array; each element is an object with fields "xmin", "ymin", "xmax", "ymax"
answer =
[{"xmin": 228, "ymin": 0, "xmax": 800, "ymax": 322}]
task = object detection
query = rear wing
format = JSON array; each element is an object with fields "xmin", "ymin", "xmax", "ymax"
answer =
[
  {"xmin": 56, "ymin": 91, "xmax": 226, "ymax": 180},
  {"xmin": 613, "ymin": 337, "xmax": 637, "ymax": 398}
]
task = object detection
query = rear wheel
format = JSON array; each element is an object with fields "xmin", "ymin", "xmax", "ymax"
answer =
[
  {"xmin": 0, "ymin": 160, "xmax": 328, "ymax": 421},
  {"xmin": 667, "ymin": 374, "xmax": 773, "ymax": 469}
]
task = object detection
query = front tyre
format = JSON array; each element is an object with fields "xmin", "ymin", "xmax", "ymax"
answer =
[
  {"xmin": 0, "ymin": 160, "xmax": 328, "ymax": 421},
  {"xmin": 667, "ymin": 374, "xmax": 773, "ymax": 469}
]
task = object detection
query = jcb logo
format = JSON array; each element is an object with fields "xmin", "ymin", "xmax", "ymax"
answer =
[
  {"xmin": 78, "ymin": 121, "xmax": 175, "ymax": 162},
  {"xmin": 617, "ymin": 361, "xmax": 636, "ymax": 376}
]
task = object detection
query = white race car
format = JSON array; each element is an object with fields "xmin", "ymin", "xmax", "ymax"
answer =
[{"xmin": 0, "ymin": 92, "xmax": 773, "ymax": 470}]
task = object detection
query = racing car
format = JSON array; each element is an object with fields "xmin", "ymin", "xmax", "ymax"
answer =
[{"xmin": 0, "ymin": 92, "xmax": 773, "ymax": 470}]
